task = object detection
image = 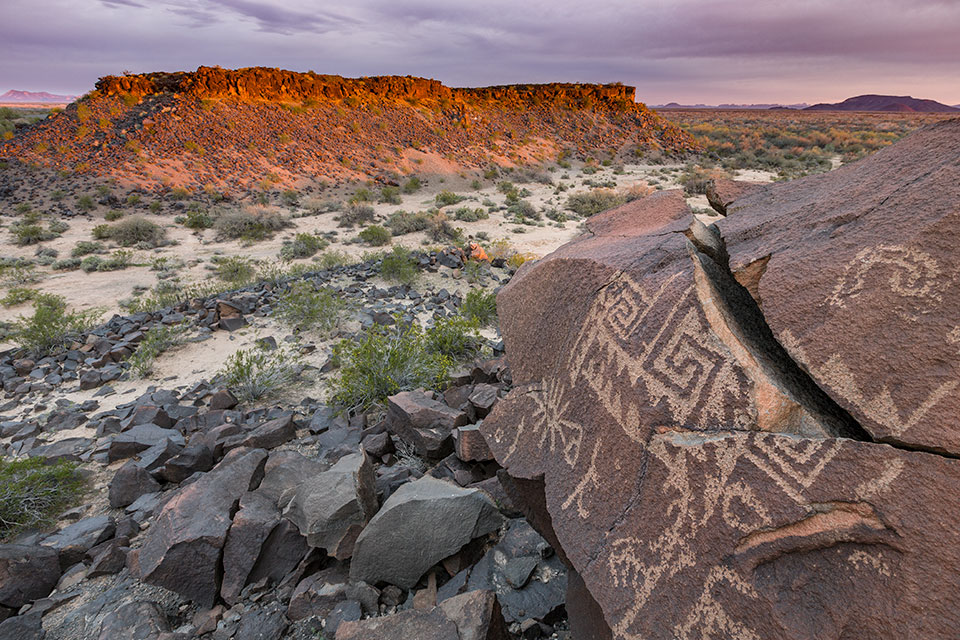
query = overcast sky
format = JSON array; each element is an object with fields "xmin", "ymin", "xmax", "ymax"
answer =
[{"xmin": 2, "ymin": 0, "xmax": 959, "ymax": 104}]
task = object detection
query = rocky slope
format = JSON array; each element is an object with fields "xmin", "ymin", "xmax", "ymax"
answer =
[
  {"xmin": 482, "ymin": 117, "xmax": 960, "ymax": 638},
  {"xmin": 0, "ymin": 67, "xmax": 697, "ymax": 195},
  {"xmin": 804, "ymin": 93, "xmax": 959, "ymax": 112}
]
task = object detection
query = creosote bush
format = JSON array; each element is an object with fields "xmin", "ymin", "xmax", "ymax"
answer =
[
  {"xmin": 274, "ymin": 281, "xmax": 347, "ymax": 335},
  {"xmin": 218, "ymin": 344, "xmax": 302, "ymax": 403},
  {"xmin": 279, "ymin": 232, "xmax": 328, "ymax": 260},
  {"xmin": 214, "ymin": 209, "xmax": 290, "ymax": 241},
  {"xmin": 338, "ymin": 203, "xmax": 376, "ymax": 228},
  {"xmin": 214, "ymin": 256, "xmax": 256, "ymax": 284},
  {"xmin": 386, "ymin": 211, "xmax": 430, "ymax": 236},
  {"xmin": 380, "ymin": 246, "xmax": 419, "ymax": 284},
  {"xmin": 127, "ymin": 322, "xmax": 189, "ymax": 378},
  {"xmin": 565, "ymin": 189, "xmax": 626, "ymax": 216},
  {"xmin": 461, "ymin": 288, "xmax": 497, "ymax": 326},
  {"xmin": 96, "ymin": 216, "xmax": 167, "ymax": 247},
  {"xmin": 0, "ymin": 457, "xmax": 84, "ymax": 540},
  {"xmin": 358, "ymin": 225, "xmax": 391, "ymax": 246},
  {"xmin": 12, "ymin": 293, "xmax": 101, "ymax": 357}
]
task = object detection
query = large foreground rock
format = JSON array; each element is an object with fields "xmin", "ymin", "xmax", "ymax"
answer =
[
  {"xmin": 481, "ymin": 120, "xmax": 960, "ymax": 638},
  {"xmin": 283, "ymin": 452, "xmax": 377, "ymax": 559},
  {"xmin": 350, "ymin": 476, "xmax": 503, "ymax": 589},
  {"xmin": 0, "ymin": 544, "xmax": 60, "ymax": 609},
  {"xmin": 137, "ymin": 447, "xmax": 267, "ymax": 607}
]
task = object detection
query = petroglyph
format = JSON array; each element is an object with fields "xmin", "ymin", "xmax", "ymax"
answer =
[{"xmin": 829, "ymin": 244, "xmax": 946, "ymax": 314}]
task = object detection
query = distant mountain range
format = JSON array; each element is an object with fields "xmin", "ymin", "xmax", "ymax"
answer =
[
  {"xmin": 803, "ymin": 94, "xmax": 959, "ymax": 113},
  {"xmin": 0, "ymin": 90, "xmax": 76, "ymax": 103},
  {"xmin": 652, "ymin": 102, "xmax": 809, "ymax": 110}
]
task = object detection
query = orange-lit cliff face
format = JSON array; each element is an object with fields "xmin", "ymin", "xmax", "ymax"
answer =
[{"xmin": 2, "ymin": 67, "xmax": 699, "ymax": 192}]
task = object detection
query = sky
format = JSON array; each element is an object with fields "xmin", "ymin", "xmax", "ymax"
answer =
[{"xmin": 2, "ymin": 0, "xmax": 959, "ymax": 105}]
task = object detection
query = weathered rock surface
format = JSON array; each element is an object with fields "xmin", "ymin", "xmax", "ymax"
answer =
[
  {"xmin": 137, "ymin": 447, "xmax": 267, "ymax": 606},
  {"xmin": 385, "ymin": 390, "xmax": 469, "ymax": 458},
  {"xmin": 0, "ymin": 544, "xmax": 61, "ymax": 609},
  {"xmin": 283, "ymin": 452, "xmax": 377, "ymax": 559},
  {"xmin": 481, "ymin": 120, "xmax": 960, "ymax": 638},
  {"xmin": 350, "ymin": 476, "xmax": 503, "ymax": 589}
]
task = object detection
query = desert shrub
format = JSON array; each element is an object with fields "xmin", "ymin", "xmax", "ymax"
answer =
[
  {"xmin": 11, "ymin": 294, "xmax": 100, "ymax": 356},
  {"xmin": 328, "ymin": 321, "xmax": 452, "ymax": 413},
  {"xmin": 281, "ymin": 190, "xmax": 300, "ymax": 207},
  {"xmin": 380, "ymin": 246, "xmax": 418, "ymax": 284},
  {"xmin": 402, "ymin": 176, "xmax": 422, "ymax": 193},
  {"xmin": 338, "ymin": 203, "xmax": 376, "ymax": 228},
  {"xmin": 621, "ymin": 183, "xmax": 653, "ymax": 201},
  {"xmin": 507, "ymin": 252, "xmax": 536, "ymax": 271},
  {"xmin": 427, "ymin": 212, "xmax": 462, "ymax": 243},
  {"xmin": 0, "ymin": 457, "xmax": 84, "ymax": 540},
  {"xmin": 279, "ymin": 232, "xmax": 328, "ymax": 260},
  {"xmin": 317, "ymin": 250, "xmax": 354, "ymax": 270},
  {"xmin": 386, "ymin": 210, "xmax": 430, "ymax": 236},
  {"xmin": 435, "ymin": 191, "xmax": 466, "ymax": 207},
  {"xmin": 11, "ymin": 223, "xmax": 56, "ymax": 246},
  {"xmin": 214, "ymin": 256, "xmax": 256, "ymax": 284},
  {"xmin": 76, "ymin": 195, "xmax": 95, "ymax": 212},
  {"xmin": 379, "ymin": 186, "xmax": 402, "ymax": 204},
  {"xmin": 218, "ymin": 344, "xmax": 302, "ymax": 403},
  {"xmin": 80, "ymin": 250, "xmax": 133, "ymax": 273},
  {"xmin": 52, "ymin": 258, "xmax": 82, "ymax": 271},
  {"xmin": 424, "ymin": 315, "xmax": 483, "ymax": 361},
  {"xmin": 214, "ymin": 209, "xmax": 290, "ymax": 241},
  {"xmin": 127, "ymin": 322, "xmax": 189, "ymax": 378},
  {"xmin": 99, "ymin": 216, "xmax": 167, "ymax": 247},
  {"xmin": 182, "ymin": 209, "xmax": 214, "ymax": 230},
  {"xmin": 565, "ymin": 189, "xmax": 626, "ymax": 216},
  {"xmin": 71, "ymin": 240, "xmax": 104, "ymax": 257},
  {"xmin": 1, "ymin": 287, "xmax": 37, "ymax": 307},
  {"xmin": 104, "ymin": 209, "xmax": 124, "ymax": 221},
  {"xmin": 461, "ymin": 289, "xmax": 497, "ymax": 326},
  {"xmin": 678, "ymin": 165, "xmax": 729, "ymax": 195},
  {"xmin": 507, "ymin": 200, "xmax": 541, "ymax": 223},
  {"xmin": 544, "ymin": 208, "xmax": 569, "ymax": 223},
  {"xmin": 358, "ymin": 225, "xmax": 391, "ymax": 246},
  {"xmin": 453, "ymin": 207, "xmax": 489, "ymax": 222},
  {"xmin": 485, "ymin": 239, "xmax": 515, "ymax": 262},
  {"xmin": 350, "ymin": 188, "xmax": 374, "ymax": 203},
  {"xmin": 274, "ymin": 281, "xmax": 347, "ymax": 334}
]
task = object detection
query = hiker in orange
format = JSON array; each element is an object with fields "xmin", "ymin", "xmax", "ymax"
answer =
[{"xmin": 467, "ymin": 242, "xmax": 488, "ymax": 262}]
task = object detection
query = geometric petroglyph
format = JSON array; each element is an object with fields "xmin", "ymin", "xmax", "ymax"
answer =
[
  {"xmin": 566, "ymin": 273, "xmax": 753, "ymax": 440},
  {"xmin": 600, "ymin": 432, "xmax": 902, "ymax": 640},
  {"xmin": 829, "ymin": 244, "xmax": 948, "ymax": 316}
]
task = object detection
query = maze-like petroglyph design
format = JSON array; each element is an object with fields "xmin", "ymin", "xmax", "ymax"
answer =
[
  {"xmin": 829, "ymin": 244, "xmax": 947, "ymax": 315},
  {"xmin": 600, "ymin": 432, "xmax": 901, "ymax": 640}
]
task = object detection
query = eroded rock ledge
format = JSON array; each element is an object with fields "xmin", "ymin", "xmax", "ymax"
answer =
[{"xmin": 481, "ymin": 118, "xmax": 960, "ymax": 639}]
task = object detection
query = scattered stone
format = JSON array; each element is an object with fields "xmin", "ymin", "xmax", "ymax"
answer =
[
  {"xmin": 0, "ymin": 545, "xmax": 61, "ymax": 609},
  {"xmin": 385, "ymin": 390, "xmax": 468, "ymax": 459},
  {"xmin": 109, "ymin": 461, "xmax": 161, "ymax": 508}
]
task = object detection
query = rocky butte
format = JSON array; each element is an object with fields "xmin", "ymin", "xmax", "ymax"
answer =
[
  {"xmin": 0, "ymin": 66, "xmax": 697, "ymax": 192},
  {"xmin": 481, "ymin": 118, "xmax": 960, "ymax": 639}
]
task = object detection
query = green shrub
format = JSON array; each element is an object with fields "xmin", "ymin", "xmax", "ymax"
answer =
[
  {"xmin": 453, "ymin": 207, "xmax": 489, "ymax": 222},
  {"xmin": 104, "ymin": 209, "xmax": 124, "ymax": 221},
  {"xmin": 281, "ymin": 190, "xmax": 300, "ymax": 207},
  {"xmin": 379, "ymin": 186, "xmax": 402, "ymax": 204},
  {"xmin": 100, "ymin": 216, "xmax": 167, "ymax": 247},
  {"xmin": 317, "ymin": 250, "xmax": 354, "ymax": 270},
  {"xmin": 127, "ymin": 322, "xmax": 189, "ymax": 378},
  {"xmin": 565, "ymin": 189, "xmax": 626, "ymax": 216},
  {"xmin": 0, "ymin": 457, "xmax": 84, "ymax": 540},
  {"xmin": 462, "ymin": 289, "xmax": 497, "ymax": 326},
  {"xmin": 328, "ymin": 321, "xmax": 452, "ymax": 413},
  {"xmin": 358, "ymin": 225, "xmax": 391, "ymax": 246},
  {"xmin": 508, "ymin": 200, "xmax": 542, "ymax": 223},
  {"xmin": 214, "ymin": 256, "xmax": 256, "ymax": 284},
  {"xmin": 338, "ymin": 203, "xmax": 376, "ymax": 228},
  {"xmin": 214, "ymin": 209, "xmax": 290, "ymax": 241},
  {"xmin": 182, "ymin": 209, "xmax": 214, "ymax": 230},
  {"xmin": 274, "ymin": 281, "xmax": 347, "ymax": 334},
  {"xmin": 386, "ymin": 211, "xmax": 430, "ymax": 236},
  {"xmin": 435, "ymin": 191, "xmax": 466, "ymax": 207},
  {"xmin": 52, "ymin": 257, "xmax": 82, "ymax": 271},
  {"xmin": 424, "ymin": 315, "xmax": 483, "ymax": 360},
  {"xmin": 80, "ymin": 250, "xmax": 133, "ymax": 273},
  {"xmin": 11, "ymin": 223, "xmax": 55, "ymax": 246},
  {"xmin": 1, "ymin": 287, "xmax": 37, "ymax": 307},
  {"xmin": 427, "ymin": 213, "xmax": 463, "ymax": 243},
  {"xmin": 12, "ymin": 294, "xmax": 100, "ymax": 356},
  {"xmin": 279, "ymin": 233, "xmax": 327, "ymax": 260},
  {"xmin": 218, "ymin": 344, "xmax": 302, "ymax": 403},
  {"xmin": 402, "ymin": 176, "xmax": 422, "ymax": 193},
  {"xmin": 380, "ymin": 246, "xmax": 418, "ymax": 284},
  {"xmin": 71, "ymin": 240, "xmax": 104, "ymax": 257},
  {"xmin": 76, "ymin": 195, "xmax": 95, "ymax": 212}
]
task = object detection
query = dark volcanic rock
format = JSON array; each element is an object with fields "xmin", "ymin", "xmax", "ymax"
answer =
[
  {"xmin": 109, "ymin": 460, "xmax": 161, "ymax": 508},
  {"xmin": 97, "ymin": 600, "xmax": 170, "ymax": 639},
  {"xmin": 480, "ymin": 121, "xmax": 960, "ymax": 638},
  {"xmin": 385, "ymin": 390, "xmax": 469, "ymax": 458},
  {"xmin": 0, "ymin": 544, "xmax": 61, "ymax": 609},
  {"xmin": 283, "ymin": 452, "xmax": 377, "ymax": 560},
  {"xmin": 220, "ymin": 492, "xmax": 279, "ymax": 605},
  {"xmin": 350, "ymin": 476, "xmax": 503, "ymax": 589},
  {"xmin": 137, "ymin": 447, "xmax": 267, "ymax": 607}
]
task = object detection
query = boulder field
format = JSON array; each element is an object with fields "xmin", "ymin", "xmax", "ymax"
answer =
[{"xmin": 481, "ymin": 118, "xmax": 960, "ymax": 639}]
